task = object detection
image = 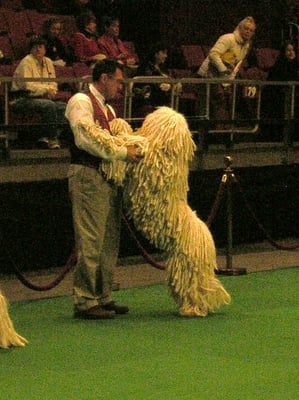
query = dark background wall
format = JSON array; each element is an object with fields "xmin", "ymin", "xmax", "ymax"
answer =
[
  {"xmin": 117, "ymin": 0, "xmax": 298, "ymax": 61},
  {"xmin": 0, "ymin": 164, "xmax": 298, "ymax": 273}
]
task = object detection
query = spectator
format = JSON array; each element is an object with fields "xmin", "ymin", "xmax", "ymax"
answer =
[
  {"xmin": 72, "ymin": 11, "xmax": 106, "ymax": 66},
  {"xmin": 268, "ymin": 41, "xmax": 298, "ymax": 81},
  {"xmin": 98, "ymin": 16, "xmax": 138, "ymax": 76},
  {"xmin": 263, "ymin": 41, "xmax": 299, "ymax": 140},
  {"xmin": 196, "ymin": 16, "xmax": 256, "ymax": 142},
  {"xmin": 10, "ymin": 36, "xmax": 67, "ymax": 149},
  {"xmin": 42, "ymin": 18, "xmax": 74, "ymax": 66},
  {"xmin": 134, "ymin": 42, "xmax": 172, "ymax": 116}
]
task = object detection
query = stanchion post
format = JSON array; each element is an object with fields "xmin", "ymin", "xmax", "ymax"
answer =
[
  {"xmin": 226, "ymin": 163, "xmax": 233, "ymax": 270},
  {"xmin": 217, "ymin": 156, "xmax": 247, "ymax": 276}
]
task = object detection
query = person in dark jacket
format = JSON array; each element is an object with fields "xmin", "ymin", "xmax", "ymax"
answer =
[
  {"xmin": 264, "ymin": 41, "xmax": 298, "ymax": 140},
  {"xmin": 42, "ymin": 18, "xmax": 74, "ymax": 66}
]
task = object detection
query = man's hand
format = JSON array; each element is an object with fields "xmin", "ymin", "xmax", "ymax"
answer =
[
  {"xmin": 48, "ymin": 88, "xmax": 57, "ymax": 99},
  {"xmin": 219, "ymin": 69, "xmax": 232, "ymax": 77},
  {"xmin": 126, "ymin": 145, "xmax": 144, "ymax": 163}
]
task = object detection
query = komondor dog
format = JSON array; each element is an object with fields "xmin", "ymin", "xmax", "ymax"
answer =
[
  {"xmin": 79, "ymin": 106, "xmax": 231, "ymax": 317},
  {"xmin": 0, "ymin": 289, "xmax": 28, "ymax": 348}
]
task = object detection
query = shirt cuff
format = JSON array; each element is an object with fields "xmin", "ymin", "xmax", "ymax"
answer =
[{"xmin": 118, "ymin": 146, "xmax": 127, "ymax": 160}]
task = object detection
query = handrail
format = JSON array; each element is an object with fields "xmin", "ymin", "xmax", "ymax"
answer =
[{"xmin": 0, "ymin": 75, "xmax": 298, "ymax": 149}]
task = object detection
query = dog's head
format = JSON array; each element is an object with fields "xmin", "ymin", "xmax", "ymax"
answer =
[{"xmin": 137, "ymin": 106, "xmax": 195, "ymax": 161}]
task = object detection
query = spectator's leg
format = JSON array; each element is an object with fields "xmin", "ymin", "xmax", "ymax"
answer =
[{"xmin": 11, "ymin": 98, "xmax": 61, "ymax": 141}]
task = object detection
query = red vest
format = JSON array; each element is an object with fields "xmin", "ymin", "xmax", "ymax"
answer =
[
  {"xmin": 70, "ymin": 91, "xmax": 115, "ymax": 167},
  {"xmin": 87, "ymin": 91, "xmax": 115, "ymax": 132}
]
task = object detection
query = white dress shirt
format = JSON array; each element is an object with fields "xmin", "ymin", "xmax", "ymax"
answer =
[{"xmin": 65, "ymin": 83, "xmax": 127, "ymax": 160}]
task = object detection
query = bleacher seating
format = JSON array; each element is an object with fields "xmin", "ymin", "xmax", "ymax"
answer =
[
  {"xmin": 255, "ymin": 47, "xmax": 280, "ymax": 71},
  {"xmin": 72, "ymin": 62, "xmax": 92, "ymax": 78},
  {"xmin": 0, "ymin": 7, "xmax": 281, "ymax": 84},
  {"xmin": 1, "ymin": 8, "xmax": 33, "ymax": 60},
  {"xmin": 0, "ymin": 6, "xmax": 287, "ymax": 148},
  {"xmin": 0, "ymin": 32, "xmax": 14, "ymax": 62},
  {"xmin": 0, "ymin": 0, "xmax": 23, "ymax": 9},
  {"xmin": 123, "ymin": 40, "xmax": 139, "ymax": 64},
  {"xmin": 26, "ymin": 9, "xmax": 57, "ymax": 36},
  {"xmin": 181, "ymin": 45, "xmax": 205, "ymax": 71}
]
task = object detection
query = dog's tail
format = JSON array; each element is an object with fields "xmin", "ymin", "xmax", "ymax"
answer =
[{"xmin": 0, "ymin": 290, "xmax": 28, "ymax": 349}]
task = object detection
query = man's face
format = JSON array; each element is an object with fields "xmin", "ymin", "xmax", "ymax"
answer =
[
  {"xmin": 104, "ymin": 68, "xmax": 123, "ymax": 101},
  {"xmin": 107, "ymin": 20, "xmax": 120, "ymax": 38},
  {"xmin": 239, "ymin": 23, "xmax": 255, "ymax": 41},
  {"xmin": 31, "ymin": 44, "xmax": 46, "ymax": 60}
]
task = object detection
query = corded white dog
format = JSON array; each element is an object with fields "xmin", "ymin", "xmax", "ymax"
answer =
[
  {"xmin": 86, "ymin": 105, "xmax": 230, "ymax": 317},
  {"xmin": 0, "ymin": 107, "xmax": 229, "ymax": 349}
]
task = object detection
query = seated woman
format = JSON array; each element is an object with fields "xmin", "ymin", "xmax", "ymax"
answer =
[
  {"xmin": 133, "ymin": 42, "xmax": 173, "ymax": 117},
  {"xmin": 72, "ymin": 10, "xmax": 106, "ymax": 66},
  {"xmin": 42, "ymin": 17, "xmax": 74, "ymax": 66}
]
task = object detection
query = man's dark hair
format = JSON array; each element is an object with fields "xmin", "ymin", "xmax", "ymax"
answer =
[
  {"xmin": 92, "ymin": 58, "xmax": 123, "ymax": 81},
  {"xmin": 29, "ymin": 35, "xmax": 47, "ymax": 51},
  {"xmin": 147, "ymin": 42, "xmax": 168, "ymax": 62},
  {"xmin": 102, "ymin": 15, "xmax": 119, "ymax": 29}
]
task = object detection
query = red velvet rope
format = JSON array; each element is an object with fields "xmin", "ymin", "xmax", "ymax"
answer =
[
  {"xmin": 4, "ymin": 243, "xmax": 77, "ymax": 291},
  {"xmin": 206, "ymin": 181, "xmax": 227, "ymax": 228},
  {"xmin": 120, "ymin": 180, "xmax": 228, "ymax": 271},
  {"xmin": 3, "ymin": 169, "xmax": 298, "ymax": 291},
  {"xmin": 235, "ymin": 178, "xmax": 299, "ymax": 250},
  {"xmin": 120, "ymin": 211, "xmax": 167, "ymax": 270}
]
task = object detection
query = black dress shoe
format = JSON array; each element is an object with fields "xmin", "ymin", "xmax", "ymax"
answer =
[
  {"xmin": 74, "ymin": 306, "xmax": 115, "ymax": 320},
  {"xmin": 102, "ymin": 301, "xmax": 129, "ymax": 314}
]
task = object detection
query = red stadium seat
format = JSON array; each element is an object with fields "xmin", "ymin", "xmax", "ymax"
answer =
[
  {"xmin": 72, "ymin": 62, "xmax": 92, "ymax": 78},
  {"xmin": 2, "ymin": 8, "xmax": 33, "ymax": 60},
  {"xmin": 54, "ymin": 65, "xmax": 76, "ymax": 101},
  {"xmin": 255, "ymin": 48, "xmax": 280, "ymax": 70},
  {"xmin": 123, "ymin": 40, "xmax": 139, "ymax": 63},
  {"xmin": 26, "ymin": 9, "xmax": 57, "ymax": 36},
  {"xmin": 181, "ymin": 45, "xmax": 205, "ymax": 70},
  {"xmin": 59, "ymin": 15, "xmax": 77, "ymax": 44},
  {"xmin": 0, "ymin": 33, "xmax": 15, "ymax": 61},
  {"xmin": 0, "ymin": 0, "xmax": 23, "ymax": 9}
]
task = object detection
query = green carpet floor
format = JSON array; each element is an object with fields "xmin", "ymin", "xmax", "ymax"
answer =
[{"xmin": 1, "ymin": 268, "xmax": 298, "ymax": 400}]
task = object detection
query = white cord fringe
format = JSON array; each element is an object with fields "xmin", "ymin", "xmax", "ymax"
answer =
[
  {"xmin": 0, "ymin": 290, "xmax": 28, "ymax": 348},
  {"xmin": 84, "ymin": 107, "xmax": 231, "ymax": 317}
]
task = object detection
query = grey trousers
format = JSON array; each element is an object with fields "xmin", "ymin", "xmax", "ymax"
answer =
[
  {"xmin": 68, "ymin": 165, "xmax": 121, "ymax": 311},
  {"xmin": 11, "ymin": 97, "xmax": 67, "ymax": 140}
]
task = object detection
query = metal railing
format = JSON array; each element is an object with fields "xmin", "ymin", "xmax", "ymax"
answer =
[{"xmin": 0, "ymin": 75, "xmax": 298, "ymax": 152}]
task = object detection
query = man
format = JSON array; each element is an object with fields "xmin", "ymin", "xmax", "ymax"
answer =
[
  {"xmin": 196, "ymin": 16, "xmax": 256, "ymax": 146},
  {"xmin": 65, "ymin": 59, "xmax": 143, "ymax": 319},
  {"xmin": 11, "ymin": 36, "xmax": 66, "ymax": 149}
]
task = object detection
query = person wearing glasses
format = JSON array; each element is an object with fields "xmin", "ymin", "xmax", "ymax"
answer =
[{"xmin": 10, "ymin": 36, "xmax": 67, "ymax": 149}]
